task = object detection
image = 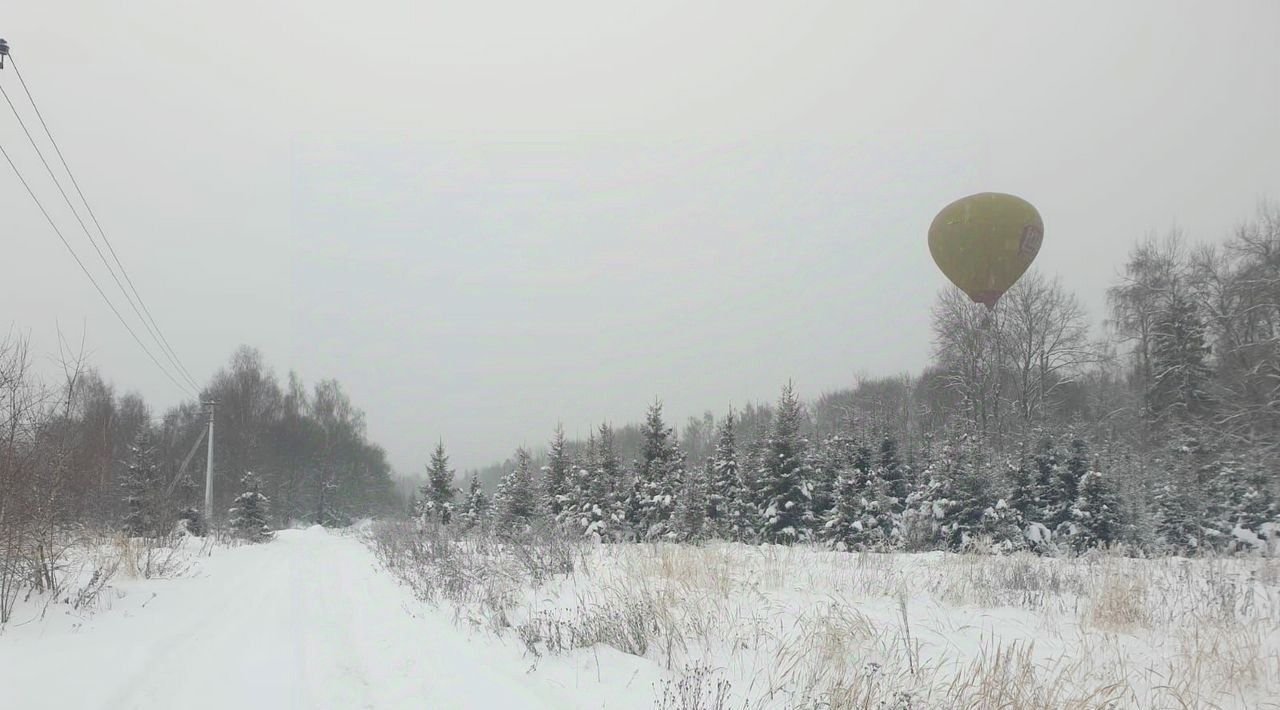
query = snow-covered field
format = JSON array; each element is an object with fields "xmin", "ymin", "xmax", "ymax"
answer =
[
  {"xmin": 370, "ymin": 522, "xmax": 1280, "ymax": 709},
  {"xmin": 3, "ymin": 525, "xmax": 1278, "ymax": 709}
]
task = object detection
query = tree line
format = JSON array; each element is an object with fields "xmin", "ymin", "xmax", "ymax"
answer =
[
  {"xmin": 421, "ymin": 204, "xmax": 1280, "ymax": 555},
  {"xmin": 1, "ymin": 342, "xmax": 395, "ymax": 619}
]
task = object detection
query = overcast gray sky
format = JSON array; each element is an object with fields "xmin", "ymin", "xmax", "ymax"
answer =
[{"xmin": 3, "ymin": 1, "xmax": 1278, "ymax": 474}]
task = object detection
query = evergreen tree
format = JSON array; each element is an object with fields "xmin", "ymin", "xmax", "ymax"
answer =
[
  {"xmin": 938, "ymin": 433, "xmax": 999, "ymax": 550},
  {"xmin": 542, "ymin": 424, "xmax": 571, "ymax": 519},
  {"xmin": 901, "ymin": 452, "xmax": 948, "ymax": 551},
  {"xmin": 1154, "ymin": 480, "xmax": 1201, "ymax": 553},
  {"xmin": 1203, "ymin": 452, "xmax": 1280, "ymax": 550},
  {"xmin": 121, "ymin": 433, "xmax": 162, "ymax": 537},
  {"xmin": 734, "ymin": 440, "xmax": 766, "ymax": 543},
  {"xmin": 1049, "ymin": 436, "xmax": 1089, "ymax": 532},
  {"xmin": 557, "ymin": 434, "xmax": 595, "ymax": 532},
  {"xmin": 1222, "ymin": 461, "xmax": 1279, "ymax": 544},
  {"xmin": 1030, "ymin": 436, "xmax": 1064, "ymax": 528},
  {"xmin": 457, "ymin": 473, "xmax": 489, "ymax": 530},
  {"xmin": 419, "ymin": 441, "xmax": 457, "ymax": 525},
  {"xmin": 588, "ymin": 424, "xmax": 627, "ymax": 540},
  {"xmin": 229, "ymin": 471, "xmax": 273, "ymax": 542},
  {"xmin": 984, "ymin": 499, "xmax": 1028, "ymax": 553},
  {"xmin": 494, "ymin": 447, "xmax": 538, "ymax": 531},
  {"xmin": 626, "ymin": 401, "xmax": 683, "ymax": 540},
  {"xmin": 756, "ymin": 383, "xmax": 814, "ymax": 543},
  {"xmin": 1149, "ymin": 290, "xmax": 1214, "ymax": 421},
  {"xmin": 1064, "ymin": 469, "xmax": 1123, "ymax": 551},
  {"xmin": 560, "ymin": 425, "xmax": 626, "ymax": 540},
  {"xmin": 864, "ymin": 464, "xmax": 902, "ymax": 546},
  {"xmin": 705, "ymin": 411, "xmax": 742, "ymax": 539},
  {"xmin": 879, "ymin": 435, "xmax": 909, "ymax": 507},
  {"xmin": 823, "ymin": 453, "xmax": 871, "ymax": 550},
  {"xmin": 1004, "ymin": 454, "xmax": 1054, "ymax": 551},
  {"xmin": 672, "ymin": 460, "xmax": 709, "ymax": 542},
  {"xmin": 1004, "ymin": 455, "xmax": 1037, "ymax": 522},
  {"xmin": 176, "ymin": 507, "xmax": 205, "ymax": 537},
  {"xmin": 850, "ymin": 442, "xmax": 896, "ymax": 548},
  {"xmin": 1154, "ymin": 435, "xmax": 1211, "ymax": 552},
  {"xmin": 806, "ymin": 442, "xmax": 839, "ymax": 527}
]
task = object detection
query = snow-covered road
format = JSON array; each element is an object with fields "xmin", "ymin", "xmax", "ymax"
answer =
[{"xmin": 0, "ymin": 528, "xmax": 595, "ymax": 710}]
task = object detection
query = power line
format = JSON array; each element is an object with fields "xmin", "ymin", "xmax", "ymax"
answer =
[
  {"xmin": 2, "ymin": 53, "xmax": 201, "ymax": 390},
  {"xmin": 9, "ymin": 53, "xmax": 201, "ymax": 389},
  {"xmin": 0, "ymin": 136, "xmax": 198, "ymax": 398},
  {"xmin": 0, "ymin": 70, "xmax": 200, "ymax": 391}
]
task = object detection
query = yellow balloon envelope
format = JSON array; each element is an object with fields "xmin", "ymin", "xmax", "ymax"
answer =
[{"xmin": 928, "ymin": 192, "xmax": 1043, "ymax": 308}]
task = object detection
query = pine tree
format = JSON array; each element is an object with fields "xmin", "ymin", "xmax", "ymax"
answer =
[
  {"xmin": 902, "ymin": 453, "xmax": 948, "ymax": 551},
  {"xmin": 560, "ymin": 427, "xmax": 622, "ymax": 540},
  {"xmin": 705, "ymin": 411, "xmax": 743, "ymax": 539},
  {"xmin": 419, "ymin": 441, "xmax": 457, "ymax": 525},
  {"xmin": 1064, "ymin": 469, "xmax": 1123, "ymax": 552},
  {"xmin": 1004, "ymin": 455, "xmax": 1051, "ymax": 552},
  {"xmin": 1149, "ymin": 290, "xmax": 1214, "ymax": 421},
  {"xmin": 626, "ymin": 401, "xmax": 683, "ymax": 540},
  {"xmin": 879, "ymin": 435, "xmax": 909, "ymax": 508},
  {"xmin": 229, "ymin": 471, "xmax": 273, "ymax": 542},
  {"xmin": 1154, "ymin": 480, "xmax": 1201, "ymax": 553},
  {"xmin": 985, "ymin": 499, "xmax": 1028, "ymax": 553},
  {"xmin": 1004, "ymin": 455, "xmax": 1037, "ymax": 522},
  {"xmin": 864, "ymin": 463, "xmax": 902, "ymax": 547},
  {"xmin": 1049, "ymin": 436, "xmax": 1089, "ymax": 534},
  {"xmin": 121, "ymin": 433, "xmax": 162, "ymax": 537},
  {"xmin": 585, "ymin": 424, "xmax": 626, "ymax": 540},
  {"xmin": 823, "ymin": 451, "xmax": 871, "ymax": 550},
  {"xmin": 939, "ymin": 433, "xmax": 998, "ymax": 551},
  {"xmin": 672, "ymin": 461, "xmax": 709, "ymax": 542},
  {"xmin": 1030, "ymin": 436, "xmax": 1064, "ymax": 528},
  {"xmin": 1220, "ymin": 458, "xmax": 1279, "ymax": 545},
  {"xmin": 734, "ymin": 440, "xmax": 766, "ymax": 543},
  {"xmin": 1154, "ymin": 435, "xmax": 1210, "ymax": 552},
  {"xmin": 557, "ymin": 433, "xmax": 594, "ymax": 532},
  {"xmin": 542, "ymin": 424, "xmax": 571, "ymax": 519},
  {"xmin": 806, "ymin": 442, "xmax": 839, "ymax": 527},
  {"xmin": 756, "ymin": 383, "xmax": 813, "ymax": 543},
  {"xmin": 176, "ymin": 507, "xmax": 205, "ymax": 537},
  {"xmin": 457, "ymin": 473, "xmax": 489, "ymax": 530},
  {"xmin": 494, "ymin": 447, "xmax": 538, "ymax": 531}
]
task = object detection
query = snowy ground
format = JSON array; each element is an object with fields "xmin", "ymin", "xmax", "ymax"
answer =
[
  {"xmin": 0, "ymin": 527, "xmax": 649, "ymax": 710},
  {"xmin": 370, "ymin": 522, "xmax": 1280, "ymax": 709},
  {"xmin": 4, "ymin": 526, "xmax": 1279, "ymax": 709}
]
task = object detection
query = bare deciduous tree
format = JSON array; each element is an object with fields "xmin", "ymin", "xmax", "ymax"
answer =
[{"xmin": 1001, "ymin": 270, "xmax": 1103, "ymax": 433}]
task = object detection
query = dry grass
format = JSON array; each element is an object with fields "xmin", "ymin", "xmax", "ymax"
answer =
[
  {"xmin": 367, "ymin": 525, "xmax": 1280, "ymax": 709},
  {"xmin": 0, "ymin": 529, "xmax": 209, "ymax": 630}
]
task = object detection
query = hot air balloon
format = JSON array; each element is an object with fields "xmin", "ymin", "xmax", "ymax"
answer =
[{"xmin": 928, "ymin": 192, "xmax": 1043, "ymax": 309}]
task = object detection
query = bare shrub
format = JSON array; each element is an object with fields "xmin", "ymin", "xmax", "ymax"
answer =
[
  {"xmin": 656, "ymin": 664, "xmax": 733, "ymax": 710},
  {"xmin": 505, "ymin": 523, "xmax": 579, "ymax": 585},
  {"xmin": 366, "ymin": 519, "xmax": 585, "ymax": 634},
  {"xmin": 516, "ymin": 592, "xmax": 662, "ymax": 657},
  {"xmin": 116, "ymin": 532, "xmax": 201, "ymax": 580}
]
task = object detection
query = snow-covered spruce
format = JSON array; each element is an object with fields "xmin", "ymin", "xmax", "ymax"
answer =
[
  {"xmin": 121, "ymin": 433, "xmax": 164, "ymax": 538},
  {"xmin": 228, "ymin": 472, "xmax": 273, "ymax": 542},
  {"xmin": 417, "ymin": 441, "xmax": 457, "ymax": 525}
]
